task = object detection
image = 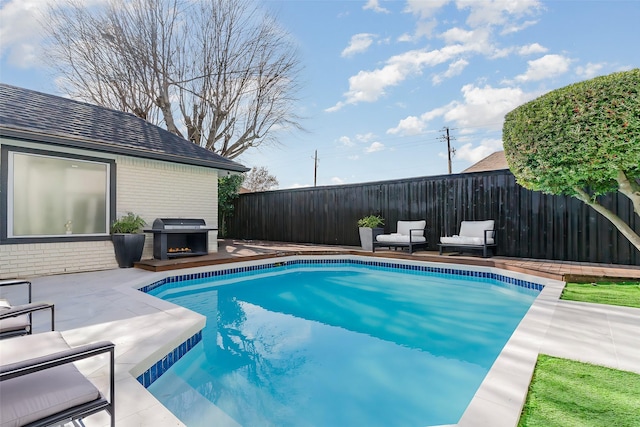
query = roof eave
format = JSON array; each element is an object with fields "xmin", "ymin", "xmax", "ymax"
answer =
[{"xmin": 0, "ymin": 126, "xmax": 249, "ymax": 173}]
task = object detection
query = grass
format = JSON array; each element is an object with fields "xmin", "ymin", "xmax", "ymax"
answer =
[
  {"xmin": 518, "ymin": 355, "xmax": 640, "ymax": 427},
  {"xmin": 561, "ymin": 281, "xmax": 640, "ymax": 308}
]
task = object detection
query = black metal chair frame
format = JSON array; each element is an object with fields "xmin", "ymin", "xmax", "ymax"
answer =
[
  {"xmin": 372, "ymin": 228, "xmax": 428, "ymax": 254},
  {"xmin": 438, "ymin": 228, "xmax": 497, "ymax": 258},
  {"xmin": 0, "ymin": 279, "xmax": 55, "ymax": 338}
]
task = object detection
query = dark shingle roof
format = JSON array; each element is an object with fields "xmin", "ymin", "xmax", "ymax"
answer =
[
  {"xmin": 0, "ymin": 84, "xmax": 248, "ymax": 172},
  {"xmin": 462, "ymin": 150, "xmax": 509, "ymax": 173}
]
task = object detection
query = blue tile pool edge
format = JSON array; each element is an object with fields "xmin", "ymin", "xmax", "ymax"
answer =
[
  {"xmin": 138, "ymin": 258, "xmax": 545, "ymax": 295},
  {"xmin": 136, "ymin": 331, "xmax": 202, "ymax": 388},
  {"xmin": 135, "ymin": 257, "xmax": 545, "ymax": 389}
]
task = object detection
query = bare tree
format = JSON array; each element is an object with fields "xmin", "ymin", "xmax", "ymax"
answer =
[
  {"xmin": 243, "ymin": 166, "xmax": 279, "ymax": 192},
  {"xmin": 44, "ymin": 0, "xmax": 303, "ymax": 159}
]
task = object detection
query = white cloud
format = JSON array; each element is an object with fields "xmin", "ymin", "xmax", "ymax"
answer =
[
  {"xmin": 331, "ymin": 177, "xmax": 345, "ymax": 185},
  {"xmin": 404, "ymin": 0, "xmax": 451, "ymax": 19},
  {"xmin": 0, "ymin": 0, "xmax": 109, "ymax": 68},
  {"xmin": 421, "ymin": 103, "xmax": 456, "ymax": 122},
  {"xmin": 501, "ymin": 19, "xmax": 538, "ymax": 34},
  {"xmin": 363, "ymin": 0, "xmax": 390, "ymax": 14},
  {"xmin": 576, "ymin": 62, "xmax": 606, "ymax": 79},
  {"xmin": 432, "ymin": 58, "xmax": 469, "ymax": 84},
  {"xmin": 515, "ymin": 54, "xmax": 571, "ymax": 82},
  {"xmin": 455, "ymin": 138, "xmax": 504, "ymax": 163},
  {"xmin": 365, "ymin": 142, "xmax": 385, "ymax": 153},
  {"xmin": 348, "ymin": 155, "xmax": 360, "ymax": 160},
  {"xmin": 439, "ymin": 27, "xmax": 495, "ymax": 55},
  {"xmin": 518, "ymin": 43, "xmax": 547, "ymax": 56},
  {"xmin": 398, "ymin": 33, "xmax": 414, "ymax": 43},
  {"xmin": 327, "ymin": 44, "xmax": 469, "ymax": 111},
  {"xmin": 288, "ymin": 183, "xmax": 312, "ymax": 189},
  {"xmin": 389, "ymin": 84, "xmax": 536, "ymax": 135},
  {"xmin": 356, "ymin": 132, "xmax": 376, "ymax": 142},
  {"xmin": 0, "ymin": 0, "xmax": 49, "ymax": 67},
  {"xmin": 325, "ymin": 101, "xmax": 346, "ymax": 113},
  {"xmin": 342, "ymin": 33, "xmax": 376, "ymax": 57},
  {"xmin": 338, "ymin": 136, "xmax": 354, "ymax": 146},
  {"xmin": 456, "ymin": 0, "xmax": 543, "ymax": 28},
  {"xmin": 387, "ymin": 116, "xmax": 425, "ymax": 136},
  {"xmin": 399, "ymin": 19, "xmax": 439, "ymax": 42},
  {"xmin": 444, "ymin": 84, "xmax": 535, "ymax": 129}
]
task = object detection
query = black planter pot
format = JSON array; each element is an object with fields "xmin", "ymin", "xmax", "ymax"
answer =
[{"xmin": 112, "ymin": 234, "xmax": 146, "ymax": 268}]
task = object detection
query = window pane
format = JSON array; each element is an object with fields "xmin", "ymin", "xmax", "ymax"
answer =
[{"xmin": 11, "ymin": 153, "xmax": 108, "ymax": 236}]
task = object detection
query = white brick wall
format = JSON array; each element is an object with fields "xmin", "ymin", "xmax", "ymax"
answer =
[
  {"xmin": 0, "ymin": 241, "xmax": 118, "ymax": 278},
  {"xmin": 115, "ymin": 156, "xmax": 219, "ymax": 259},
  {"xmin": 1, "ymin": 150, "xmax": 220, "ymax": 279}
]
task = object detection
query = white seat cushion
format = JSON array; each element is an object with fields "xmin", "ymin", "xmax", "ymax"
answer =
[
  {"xmin": 0, "ymin": 332, "xmax": 101, "ymax": 427},
  {"xmin": 441, "ymin": 218, "xmax": 495, "ymax": 246},
  {"xmin": 396, "ymin": 220, "xmax": 426, "ymax": 237},
  {"xmin": 458, "ymin": 220, "xmax": 495, "ymax": 240},
  {"xmin": 440, "ymin": 236, "xmax": 487, "ymax": 245},
  {"xmin": 0, "ymin": 300, "xmax": 30, "ymax": 334},
  {"xmin": 377, "ymin": 234, "xmax": 426, "ymax": 243}
]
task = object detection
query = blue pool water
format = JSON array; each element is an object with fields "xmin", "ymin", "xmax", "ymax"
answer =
[{"xmin": 147, "ymin": 263, "xmax": 539, "ymax": 427}]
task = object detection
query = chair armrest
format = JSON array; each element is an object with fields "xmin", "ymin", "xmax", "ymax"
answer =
[
  {"xmin": 483, "ymin": 229, "xmax": 495, "ymax": 245},
  {"xmin": 0, "ymin": 279, "xmax": 30, "ymax": 287},
  {"xmin": 0, "ymin": 280, "xmax": 32, "ymax": 303},
  {"xmin": 0, "ymin": 340, "xmax": 115, "ymax": 381},
  {"xmin": 0, "ymin": 302, "xmax": 55, "ymax": 331}
]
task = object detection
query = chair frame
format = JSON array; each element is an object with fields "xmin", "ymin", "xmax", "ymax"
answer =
[
  {"xmin": 0, "ymin": 338, "xmax": 115, "ymax": 427},
  {"xmin": 0, "ymin": 279, "xmax": 55, "ymax": 338},
  {"xmin": 438, "ymin": 227, "xmax": 496, "ymax": 258},
  {"xmin": 373, "ymin": 223, "xmax": 427, "ymax": 254}
]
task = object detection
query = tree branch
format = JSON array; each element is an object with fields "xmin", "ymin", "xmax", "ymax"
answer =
[
  {"xmin": 616, "ymin": 169, "xmax": 640, "ymax": 217},
  {"xmin": 574, "ymin": 187, "xmax": 640, "ymax": 252}
]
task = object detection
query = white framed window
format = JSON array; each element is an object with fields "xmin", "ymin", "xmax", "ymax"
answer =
[{"xmin": 5, "ymin": 149, "xmax": 112, "ymax": 238}]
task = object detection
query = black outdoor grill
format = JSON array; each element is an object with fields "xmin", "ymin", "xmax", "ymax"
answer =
[{"xmin": 145, "ymin": 218, "xmax": 217, "ymax": 260}]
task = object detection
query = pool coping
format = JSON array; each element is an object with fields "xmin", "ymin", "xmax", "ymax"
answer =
[{"xmin": 115, "ymin": 253, "xmax": 565, "ymax": 427}]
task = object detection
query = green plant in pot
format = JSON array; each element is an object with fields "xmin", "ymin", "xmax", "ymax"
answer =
[
  {"xmin": 357, "ymin": 215, "xmax": 384, "ymax": 252},
  {"xmin": 111, "ymin": 212, "xmax": 146, "ymax": 268}
]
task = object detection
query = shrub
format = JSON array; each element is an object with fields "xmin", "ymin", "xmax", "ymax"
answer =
[
  {"xmin": 357, "ymin": 215, "xmax": 384, "ymax": 228},
  {"xmin": 111, "ymin": 212, "xmax": 146, "ymax": 234}
]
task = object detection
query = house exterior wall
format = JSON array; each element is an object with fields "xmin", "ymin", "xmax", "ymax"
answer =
[
  {"xmin": 115, "ymin": 156, "xmax": 219, "ymax": 259},
  {"xmin": 0, "ymin": 138, "xmax": 219, "ymax": 279}
]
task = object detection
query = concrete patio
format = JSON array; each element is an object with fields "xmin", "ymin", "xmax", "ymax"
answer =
[{"xmin": 2, "ymin": 240, "xmax": 639, "ymax": 427}]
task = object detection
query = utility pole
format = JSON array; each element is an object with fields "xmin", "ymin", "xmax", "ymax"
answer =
[
  {"xmin": 440, "ymin": 127, "xmax": 456, "ymax": 174},
  {"xmin": 313, "ymin": 149, "xmax": 318, "ymax": 187}
]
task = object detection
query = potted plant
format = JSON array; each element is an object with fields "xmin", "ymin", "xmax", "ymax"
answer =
[
  {"xmin": 357, "ymin": 215, "xmax": 384, "ymax": 252},
  {"xmin": 111, "ymin": 212, "xmax": 146, "ymax": 268}
]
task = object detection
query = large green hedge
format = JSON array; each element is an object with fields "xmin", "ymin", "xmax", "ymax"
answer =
[{"xmin": 503, "ymin": 68, "xmax": 639, "ymax": 197}]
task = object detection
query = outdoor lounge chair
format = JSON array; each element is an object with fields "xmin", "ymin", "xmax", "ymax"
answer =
[
  {"xmin": 373, "ymin": 220, "xmax": 427, "ymax": 254},
  {"xmin": 439, "ymin": 220, "xmax": 496, "ymax": 258},
  {"xmin": 0, "ymin": 331, "xmax": 115, "ymax": 427},
  {"xmin": 0, "ymin": 280, "xmax": 54, "ymax": 338}
]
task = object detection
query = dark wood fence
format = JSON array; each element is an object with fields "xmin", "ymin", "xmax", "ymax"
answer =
[{"xmin": 227, "ymin": 170, "xmax": 640, "ymax": 266}]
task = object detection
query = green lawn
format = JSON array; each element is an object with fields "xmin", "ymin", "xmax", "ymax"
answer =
[
  {"xmin": 518, "ymin": 355, "xmax": 640, "ymax": 427},
  {"xmin": 561, "ymin": 281, "xmax": 640, "ymax": 308}
]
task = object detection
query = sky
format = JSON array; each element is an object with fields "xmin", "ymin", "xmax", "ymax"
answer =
[{"xmin": 1, "ymin": 0, "xmax": 638, "ymax": 189}]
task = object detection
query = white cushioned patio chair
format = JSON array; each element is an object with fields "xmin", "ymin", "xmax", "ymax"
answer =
[
  {"xmin": 439, "ymin": 220, "xmax": 496, "ymax": 258},
  {"xmin": 0, "ymin": 280, "xmax": 54, "ymax": 339},
  {"xmin": 373, "ymin": 220, "xmax": 427, "ymax": 254},
  {"xmin": 0, "ymin": 331, "xmax": 115, "ymax": 427}
]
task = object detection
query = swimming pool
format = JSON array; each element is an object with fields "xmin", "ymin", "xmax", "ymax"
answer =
[{"xmin": 139, "ymin": 259, "xmax": 541, "ymax": 426}]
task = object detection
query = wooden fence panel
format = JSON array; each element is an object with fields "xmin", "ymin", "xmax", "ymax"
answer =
[{"xmin": 227, "ymin": 170, "xmax": 640, "ymax": 266}]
